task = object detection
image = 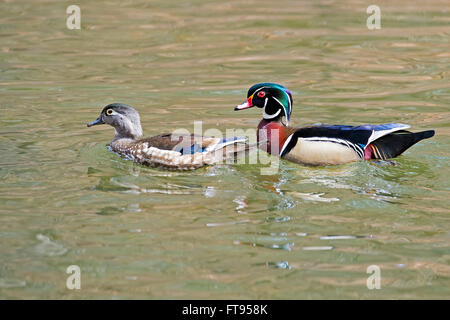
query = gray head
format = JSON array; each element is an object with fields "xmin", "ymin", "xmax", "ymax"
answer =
[{"xmin": 87, "ymin": 103, "xmax": 143, "ymax": 140}]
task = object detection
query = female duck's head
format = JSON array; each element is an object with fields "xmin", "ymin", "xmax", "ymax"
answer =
[
  {"xmin": 87, "ymin": 103, "xmax": 143, "ymax": 140},
  {"xmin": 235, "ymin": 83, "xmax": 293, "ymax": 125}
]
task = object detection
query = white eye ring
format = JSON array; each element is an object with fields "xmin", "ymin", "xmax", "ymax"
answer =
[{"xmin": 106, "ymin": 109, "xmax": 114, "ymax": 116}]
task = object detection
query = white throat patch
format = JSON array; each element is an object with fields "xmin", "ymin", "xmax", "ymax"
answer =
[{"xmin": 263, "ymin": 107, "xmax": 281, "ymax": 119}]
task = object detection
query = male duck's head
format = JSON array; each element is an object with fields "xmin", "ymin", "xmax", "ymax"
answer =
[
  {"xmin": 235, "ymin": 83, "xmax": 293, "ymax": 125},
  {"xmin": 87, "ymin": 103, "xmax": 143, "ymax": 140}
]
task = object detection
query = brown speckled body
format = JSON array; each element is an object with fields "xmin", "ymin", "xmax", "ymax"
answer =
[{"xmin": 111, "ymin": 134, "xmax": 247, "ymax": 171}]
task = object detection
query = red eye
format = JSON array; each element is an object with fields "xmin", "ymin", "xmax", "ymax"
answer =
[{"xmin": 257, "ymin": 91, "xmax": 266, "ymax": 98}]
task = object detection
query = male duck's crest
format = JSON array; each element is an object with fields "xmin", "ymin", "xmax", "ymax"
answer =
[
  {"xmin": 87, "ymin": 103, "xmax": 250, "ymax": 171},
  {"xmin": 235, "ymin": 83, "xmax": 435, "ymax": 166},
  {"xmin": 235, "ymin": 82, "xmax": 293, "ymax": 126}
]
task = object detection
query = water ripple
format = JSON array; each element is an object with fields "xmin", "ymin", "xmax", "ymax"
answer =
[
  {"xmin": 0, "ymin": 278, "xmax": 26, "ymax": 288},
  {"xmin": 34, "ymin": 234, "xmax": 68, "ymax": 257},
  {"xmin": 302, "ymin": 246, "xmax": 334, "ymax": 251}
]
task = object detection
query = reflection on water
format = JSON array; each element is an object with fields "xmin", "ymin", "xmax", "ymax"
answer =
[
  {"xmin": 96, "ymin": 203, "xmax": 141, "ymax": 216},
  {"xmin": 290, "ymin": 192, "xmax": 340, "ymax": 202},
  {"xmin": 266, "ymin": 261, "xmax": 291, "ymax": 270},
  {"xmin": 0, "ymin": 0, "xmax": 449, "ymax": 299},
  {"xmin": 320, "ymin": 235, "xmax": 370, "ymax": 240},
  {"xmin": 302, "ymin": 246, "xmax": 333, "ymax": 251},
  {"xmin": 33, "ymin": 234, "xmax": 68, "ymax": 257},
  {"xmin": 206, "ymin": 220, "xmax": 250, "ymax": 227},
  {"xmin": 0, "ymin": 278, "xmax": 27, "ymax": 289}
]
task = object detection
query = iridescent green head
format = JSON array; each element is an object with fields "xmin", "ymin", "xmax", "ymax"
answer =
[{"xmin": 235, "ymin": 83, "xmax": 293, "ymax": 125}]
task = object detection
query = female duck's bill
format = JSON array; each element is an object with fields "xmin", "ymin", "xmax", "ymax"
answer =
[{"xmin": 87, "ymin": 116, "xmax": 104, "ymax": 127}]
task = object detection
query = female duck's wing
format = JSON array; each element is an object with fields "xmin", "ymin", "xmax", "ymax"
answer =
[
  {"xmin": 137, "ymin": 134, "xmax": 248, "ymax": 154},
  {"xmin": 136, "ymin": 134, "xmax": 186, "ymax": 151},
  {"xmin": 123, "ymin": 134, "xmax": 248, "ymax": 170},
  {"xmin": 163, "ymin": 135, "xmax": 248, "ymax": 155},
  {"xmin": 280, "ymin": 123, "xmax": 411, "ymax": 159}
]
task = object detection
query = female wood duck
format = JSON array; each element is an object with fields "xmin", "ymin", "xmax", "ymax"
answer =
[
  {"xmin": 87, "ymin": 103, "xmax": 248, "ymax": 170},
  {"xmin": 235, "ymin": 83, "xmax": 435, "ymax": 166}
]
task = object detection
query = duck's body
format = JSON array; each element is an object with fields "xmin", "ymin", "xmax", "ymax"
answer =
[
  {"xmin": 236, "ymin": 83, "xmax": 435, "ymax": 166},
  {"xmin": 111, "ymin": 133, "xmax": 248, "ymax": 170},
  {"xmin": 257, "ymin": 119, "xmax": 434, "ymax": 166},
  {"xmin": 88, "ymin": 103, "xmax": 248, "ymax": 170}
]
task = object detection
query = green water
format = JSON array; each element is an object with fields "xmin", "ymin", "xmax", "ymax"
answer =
[{"xmin": 0, "ymin": 0, "xmax": 449, "ymax": 299}]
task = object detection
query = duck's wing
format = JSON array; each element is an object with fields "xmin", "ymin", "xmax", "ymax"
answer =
[
  {"xmin": 280, "ymin": 123, "xmax": 412, "ymax": 159},
  {"xmin": 138, "ymin": 134, "xmax": 248, "ymax": 155},
  {"xmin": 203, "ymin": 136, "xmax": 248, "ymax": 153},
  {"xmin": 129, "ymin": 134, "xmax": 250, "ymax": 170},
  {"xmin": 136, "ymin": 134, "xmax": 188, "ymax": 151}
]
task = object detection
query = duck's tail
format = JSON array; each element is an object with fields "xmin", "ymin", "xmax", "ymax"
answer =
[{"xmin": 368, "ymin": 130, "xmax": 435, "ymax": 160}]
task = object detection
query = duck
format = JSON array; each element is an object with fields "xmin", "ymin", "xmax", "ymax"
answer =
[
  {"xmin": 235, "ymin": 83, "xmax": 435, "ymax": 166},
  {"xmin": 87, "ymin": 103, "xmax": 249, "ymax": 170}
]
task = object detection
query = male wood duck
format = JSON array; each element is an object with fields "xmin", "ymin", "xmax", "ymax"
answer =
[
  {"xmin": 87, "ymin": 103, "xmax": 248, "ymax": 170},
  {"xmin": 235, "ymin": 83, "xmax": 435, "ymax": 166}
]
